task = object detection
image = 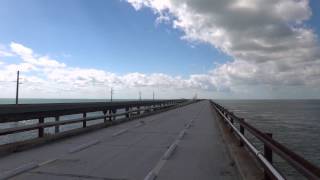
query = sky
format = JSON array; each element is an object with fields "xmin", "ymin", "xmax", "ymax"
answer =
[{"xmin": 0, "ymin": 0, "xmax": 319, "ymax": 99}]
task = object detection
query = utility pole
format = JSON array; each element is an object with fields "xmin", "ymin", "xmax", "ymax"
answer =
[
  {"xmin": 110, "ymin": 88, "xmax": 113, "ymax": 102},
  {"xmin": 139, "ymin": 91, "xmax": 142, "ymax": 101},
  {"xmin": 15, "ymin": 71, "xmax": 20, "ymax": 105},
  {"xmin": 153, "ymin": 91, "xmax": 155, "ymax": 101}
]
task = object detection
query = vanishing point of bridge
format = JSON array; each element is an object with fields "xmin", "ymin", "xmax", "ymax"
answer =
[{"xmin": 0, "ymin": 100, "xmax": 319, "ymax": 180}]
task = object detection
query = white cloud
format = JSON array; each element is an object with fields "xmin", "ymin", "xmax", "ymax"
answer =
[
  {"xmin": 0, "ymin": 50, "xmax": 14, "ymax": 57},
  {"xmin": 10, "ymin": 42, "xmax": 33, "ymax": 55},
  {"xmin": 10, "ymin": 42, "xmax": 66, "ymax": 68},
  {"xmin": 0, "ymin": 42, "xmax": 222, "ymax": 99},
  {"xmin": 1, "ymin": 0, "xmax": 320, "ymax": 99},
  {"xmin": 126, "ymin": 0, "xmax": 320, "ymax": 96},
  {"xmin": 275, "ymin": 0, "xmax": 311, "ymax": 23},
  {"xmin": 5, "ymin": 63, "xmax": 37, "ymax": 72},
  {"xmin": 0, "ymin": 39, "xmax": 319, "ymax": 98}
]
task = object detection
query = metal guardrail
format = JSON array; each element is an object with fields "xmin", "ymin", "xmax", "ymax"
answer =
[
  {"xmin": 211, "ymin": 101, "xmax": 320, "ymax": 180},
  {"xmin": 0, "ymin": 100, "xmax": 186, "ymax": 122},
  {"xmin": 0, "ymin": 99, "xmax": 189, "ymax": 145}
]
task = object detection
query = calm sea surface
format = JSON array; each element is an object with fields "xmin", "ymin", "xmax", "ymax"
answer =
[
  {"xmin": 0, "ymin": 99, "xmax": 319, "ymax": 179},
  {"xmin": 216, "ymin": 100, "xmax": 320, "ymax": 179}
]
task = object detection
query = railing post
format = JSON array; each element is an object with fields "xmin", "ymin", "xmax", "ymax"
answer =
[
  {"xmin": 137, "ymin": 106, "xmax": 140, "ymax": 115},
  {"xmin": 239, "ymin": 119, "xmax": 245, "ymax": 146},
  {"xmin": 144, "ymin": 106, "xmax": 149, "ymax": 113},
  {"xmin": 228, "ymin": 113, "xmax": 234, "ymax": 132},
  {"xmin": 38, "ymin": 117, "xmax": 44, "ymax": 138},
  {"xmin": 55, "ymin": 116, "xmax": 60, "ymax": 133},
  {"xmin": 113, "ymin": 109, "xmax": 117, "ymax": 120},
  {"xmin": 229, "ymin": 114, "xmax": 234, "ymax": 124},
  {"xmin": 239, "ymin": 128, "xmax": 244, "ymax": 146},
  {"xmin": 108, "ymin": 109, "xmax": 112, "ymax": 121},
  {"xmin": 125, "ymin": 107, "xmax": 130, "ymax": 118},
  {"xmin": 264, "ymin": 133, "xmax": 273, "ymax": 180},
  {"xmin": 103, "ymin": 110, "xmax": 107, "ymax": 123},
  {"xmin": 83, "ymin": 112, "xmax": 87, "ymax": 128}
]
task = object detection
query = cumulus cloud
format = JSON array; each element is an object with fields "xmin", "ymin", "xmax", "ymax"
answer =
[
  {"xmin": 0, "ymin": 50, "xmax": 14, "ymax": 57},
  {"xmin": 1, "ymin": 0, "xmax": 320, "ymax": 99},
  {"xmin": 126, "ymin": 0, "xmax": 320, "ymax": 91},
  {"xmin": 0, "ymin": 42, "xmax": 217, "ymax": 98},
  {"xmin": 10, "ymin": 42, "xmax": 66, "ymax": 69}
]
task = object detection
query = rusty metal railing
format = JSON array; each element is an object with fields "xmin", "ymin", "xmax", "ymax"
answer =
[
  {"xmin": 0, "ymin": 100, "xmax": 191, "ymax": 146},
  {"xmin": 211, "ymin": 101, "xmax": 320, "ymax": 180}
]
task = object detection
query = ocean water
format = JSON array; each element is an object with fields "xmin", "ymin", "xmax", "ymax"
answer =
[{"xmin": 215, "ymin": 100, "xmax": 320, "ymax": 179}]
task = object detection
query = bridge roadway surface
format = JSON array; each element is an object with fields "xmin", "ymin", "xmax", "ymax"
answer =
[{"xmin": 0, "ymin": 100, "xmax": 239, "ymax": 180}]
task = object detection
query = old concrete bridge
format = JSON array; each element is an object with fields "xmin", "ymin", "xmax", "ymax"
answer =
[{"xmin": 0, "ymin": 100, "xmax": 319, "ymax": 180}]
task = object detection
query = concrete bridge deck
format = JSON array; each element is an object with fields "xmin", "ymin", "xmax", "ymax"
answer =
[{"xmin": 0, "ymin": 100, "xmax": 239, "ymax": 180}]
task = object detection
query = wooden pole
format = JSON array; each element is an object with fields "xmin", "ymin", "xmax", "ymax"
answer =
[
  {"xmin": 111, "ymin": 88, "xmax": 113, "ymax": 102},
  {"xmin": 15, "ymin": 71, "xmax": 19, "ymax": 105}
]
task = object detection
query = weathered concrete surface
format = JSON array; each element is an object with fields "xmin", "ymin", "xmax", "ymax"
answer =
[
  {"xmin": 155, "ymin": 101, "xmax": 239, "ymax": 180},
  {"xmin": 0, "ymin": 100, "xmax": 239, "ymax": 180}
]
